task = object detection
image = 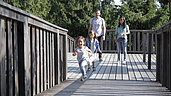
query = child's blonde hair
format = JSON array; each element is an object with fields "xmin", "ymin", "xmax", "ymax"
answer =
[{"xmin": 76, "ymin": 36, "xmax": 86, "ymax": 46}]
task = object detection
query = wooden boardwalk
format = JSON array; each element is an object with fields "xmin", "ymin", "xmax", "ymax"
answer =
[
  {"xmin": 37, "ymin": 53, "xmax": 171, "ymax": 96},
  {"xmin": 67, "ymin": 53, "xmax": 156, "ymax": 81}
]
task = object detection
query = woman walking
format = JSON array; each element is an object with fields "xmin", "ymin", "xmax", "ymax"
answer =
[{"xmin": 115, "ymin": 16, "xmax": 130, "ymax": 64}]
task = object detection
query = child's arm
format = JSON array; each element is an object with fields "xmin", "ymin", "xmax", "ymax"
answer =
[
  {"xmin": 87, "ymin": 49, "xmax": 93, "ymax": 57},
  {"xmin": 73, "ymin": 50, "xmax": 77, "ymax": 56}
]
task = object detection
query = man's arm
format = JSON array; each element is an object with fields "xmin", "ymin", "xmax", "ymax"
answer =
[{"xmin": 102, "ymin": 19, "xmax": 106, "ymax": 40}]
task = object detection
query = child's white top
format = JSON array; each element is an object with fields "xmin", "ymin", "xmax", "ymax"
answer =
[{"xmin": 75, "ymin": 46, "xmax": 90, "ymax": 63}]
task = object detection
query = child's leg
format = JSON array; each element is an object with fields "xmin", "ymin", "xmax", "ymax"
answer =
[
  {"xmin": 92, "ymin": 61, "xmax": 95, "ymax": 71},
  {"xmin": 79, "ymin": 60, "xmax": 87, "ymax": 77},
  {"xmin": 88, "ymin": 63, "xmax": 90, "ymax": 71}
]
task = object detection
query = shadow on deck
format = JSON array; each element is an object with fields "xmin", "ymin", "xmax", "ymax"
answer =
[{"xmin": 37, "ymin": 53, "xmax": 171, "ymax": 96}]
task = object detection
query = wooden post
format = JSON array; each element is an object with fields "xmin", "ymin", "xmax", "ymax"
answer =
[
  {"xmin": 57, "ymin": 31, "xmax": 60, "ymax": 84},
  {"xmin": 23, "ymin": 17, "xmax": 31, "ymax": 96},
  {"xmin": 0, "ymin": 17, "xmax": 6, "ymax": 96},
  {"xmin": 63, "ymin": 33, "xmax": 68, "ymax": 81},
  {"xmin": 148, "ymin": 33, "xmax": 152, "ymax": 69},
  {"xmin": 13, "ymin": 21, "xmax": 19, "ymax": 96},
  {"xmin": 7, "ymin": 19, "xmax": 14, "ymax": 96},
  {"xmin": 156, "ymin": 34, "xmax": 161, "ymax": 82},
  {"xmin": 43, "ymin": 30, "xmax": 47, "ymax": 90},
  {"xmin": 31, "ymin": 26, "xmax": 36, "ymax": 95},
  {"xmin": 143, "ymin": 33, "xmax": 146, "ymax": 62}
]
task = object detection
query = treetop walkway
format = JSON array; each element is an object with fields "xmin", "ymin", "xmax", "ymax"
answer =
[{"xmin": 0, "ymin": 1, "xmax": 171, "ymax": 96}]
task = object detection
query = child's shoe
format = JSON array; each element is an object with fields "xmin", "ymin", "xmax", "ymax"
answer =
[{"xmin": 81, "ymin": 76, "xmax": 87, "ymax": 81}]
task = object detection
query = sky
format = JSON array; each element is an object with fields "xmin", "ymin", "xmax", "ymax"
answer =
[{"xmin": 114, "ymin": 0, "xmax": 122, "ymax": 5}]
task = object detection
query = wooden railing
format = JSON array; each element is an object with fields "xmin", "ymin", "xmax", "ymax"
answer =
[
  {"xmin": 67, "ymin": 35, "xmax": 75, "ymax": 52},
  {"xmin": 104, "ymin": 30, "xmax": 156, "ymax": 54},
  {"xmin": 156, "ymin": 20, "xmax": 171, "ymax": 91},
  {"xmin": 0, "ymin": 1, "xmax": 68, "ymax": 96}
]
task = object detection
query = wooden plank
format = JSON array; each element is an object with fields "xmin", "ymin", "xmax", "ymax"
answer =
[
  {"xmin": 156, "ymin": 34, "xmax": 161, "ymax": 82},
  {"xmin": 102, "ymin": 54, "xmax": 112, "ymax": 79},
  {"xmin": 49, "ymin": 32, "xmax": 52, "ymax": 88},
  {"xmin": 0, "ymin": 6, "xmax": 25, "ymax": 22},
  {"xmin": 129, "ymin": 54, "xmax": 143, "ymax": 81},
  {"xmin": 31, "ymin": 26, "xmax": 36, "ymax": 95},
  {"xmin": 105, "ymin": 34, "xmax": 107, "ymax": 51},
  {"xmin": 63, "ymin": 34, "xmax": 68, "ymax": 81},
  {"xmin": 54, "ymin": 33, "xmax": 58, "ymax": 84},
  {"xmin": 127, "ymin": 54, "xmax": 136, "ymax": 80},
  {"xmin": 13, "ymin": 21, "xmax": 19, "ymax": 96},
  {"xmin": 43, "ymin": 30, "xmax": 47, "ymax": 90},
  {"xmin": 133, "ymin": 32, "xmax": 136, "ymax": 51},
  {"xmin": 23, "ymin": 17, "xmax": 31, "ymax": 96},
  {"xmin": 122, "ymin": 55, "xmax": 129, "ymax": 80},
  {"xmin": 155, "ymin": 34, "xmax": 157, "ymax": 53},
  {"xmin": 17, "ymin": 19, "xmax": 25, "ymax": 96},
  {"xmin": 134, "ymin": 54, "xmax": 151, "ymax": 81},
  {"xmin": 138, "ymin": 54, "xmax": 156, "ymax": 81},
  {"xmin": 39, "ymin": 29, "xmax": 43, "ymax": 92},
  {"xmin": 52, "ymin": 34, "xmax": 55, "ymax": 86},
  {"xmin": 143, "ymin": 33, "xmax": 146, "ymax": 62},
  {"xmin": 0, "ymin": 17, "xmax": 6, "ymax": 96},
  {"xmin": 46, "ymin": 32, "xmax": 50, "ymax": 88},
  {"xmin": 138, "ymin": 32, "xmax": 140, "ymax": 51},
  {"xmin": 108, "ymin": 54, "xmax": 117, "ymax": 80},
  {"xmin": 57, "ymin": 32, "xmax": 60, "ymax": 84},
  {"xmin": 115, "ymin": 54, "xmax": 122, "ymax": 80},
  {"xmin": 60, "ymin": 35, "xmax": 64, "ymax": 82},
  {"xmin": 89, "ymin": 54, "xmax": 107, "ymax": 79},
  {"xmin": 148, "ymin": 33, "xmax": 152, "ymax": 69},
  {"xmin": 36, "ymin": 27, "xmax": 40, "ymax": 93},
  {"xmin": 129, "ymin": 33, "xmax": 132, "ymax": 51},
  {"xmin": 95, "ymin": 54, "xmax": 110, "ymax": 79},
  {"xmin": 7, "ymin": 19, "xmax": 13, "ymax": 96},
  {"xmin": 109, "ymin": 32, "xmax": 111, "ymax": 50},
  {"xmin": 151, "ymin": 34, "xmax": 154, "ymax": 53}
]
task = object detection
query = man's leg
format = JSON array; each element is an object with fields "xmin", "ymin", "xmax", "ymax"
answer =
[{"xmin": 98, "ymin": 36, "xmax": 103, "ymax": 60}]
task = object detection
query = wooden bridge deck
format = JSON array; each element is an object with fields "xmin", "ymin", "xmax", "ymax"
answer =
[
  {"xmin": 67, "ymin": 53, "xmax": 156, "ymax": 81},
  {"xmin": 38, "ymin": 53, "xmax": 171, "ymax": 96}
]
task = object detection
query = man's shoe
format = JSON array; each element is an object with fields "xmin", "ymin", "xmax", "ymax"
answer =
[{"xmin": 99, "ymin": 58, "xmax": 103, "ymax": 61}]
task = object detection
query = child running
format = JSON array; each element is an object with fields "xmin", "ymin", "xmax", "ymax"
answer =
[
  {"xmin": 73, "ymin": 36, "xmax": 92, "ymax": 81},
  {"xmin": 86, "ymin": 30, "xmax": 101, "ymax": 71}
]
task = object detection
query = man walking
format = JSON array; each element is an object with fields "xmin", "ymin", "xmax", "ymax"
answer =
[{"xmin": 88, "ymin": 10, "xmax": 106, "ymax": 61}]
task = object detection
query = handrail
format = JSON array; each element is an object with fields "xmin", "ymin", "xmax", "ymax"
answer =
[
  {"xmin": 104, "ymin": 29, "xmax": 156, "ymax": 54},
  {"xmin": 155, "ymin": 20, "xmax": 171, "ymax": 91},
  {"xmin": 0, "ymin": 1, "xmax": 68, "ymax": 96}
]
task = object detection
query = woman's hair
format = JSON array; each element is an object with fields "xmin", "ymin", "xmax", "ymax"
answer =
[
  {"xmin": 118, "ymin": 16, "xmax": 126, "ymax": 28},
  {"xmin": 76, "ymin": 36, "xmax": 86, "ymax": 46},
  {"xmin": 88, "ymin": 30, "xmax": 97, "ymax": 39}
]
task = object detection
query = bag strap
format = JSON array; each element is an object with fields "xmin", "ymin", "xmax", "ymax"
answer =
[{"xmin": 91, "ymin": 17, "xmax": 104, "ymax": 28}]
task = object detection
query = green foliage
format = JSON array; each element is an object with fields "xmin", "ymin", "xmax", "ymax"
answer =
[{"xmin": 2, "ymin": 0, "xmax": 170, "ymax": 37}]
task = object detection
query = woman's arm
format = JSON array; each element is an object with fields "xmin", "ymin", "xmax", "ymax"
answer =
[{"xmin": 125, "ymin": 25, "xmax": 130, "ymax": 35}]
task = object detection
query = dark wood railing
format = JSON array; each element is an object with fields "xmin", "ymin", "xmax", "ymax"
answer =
[
  {"xmin": 67, "ymin": 35, "xmax": 75, "ymax": 52},
  {"xmin": 156, "ymin": 20, "xmax": 171, "ymax": 91},
  {"xmin": 104, "ymin": 30, "xmax": 156, "ymax": 54},
  {"xmin": 0, "ymin": 1, "xmax": 68, "ymax": 96}
]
